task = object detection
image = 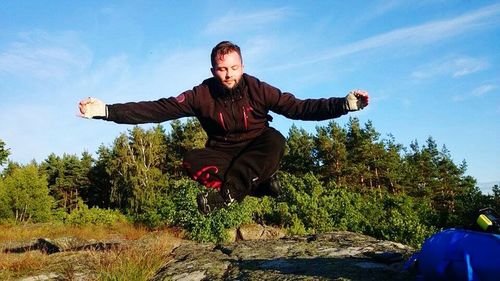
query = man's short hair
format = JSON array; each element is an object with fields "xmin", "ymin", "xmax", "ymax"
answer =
[{"xmin": 211, "ymin": 41, "xmax": 242, "ymax": 67}]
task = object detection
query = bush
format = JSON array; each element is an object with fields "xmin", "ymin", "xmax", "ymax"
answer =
[
  {"xmin": 169, "ymin": 179, "xmax": 255, "ymax": 242},
  {"xmin": 65, "ymin": 201, "xmax": 128, "ymax": 226},
  {"xmin": 265, "ymin": 172, "xmax": 362, "ymax": 234},
  {"xmin": 258, "ymin": 172, "xmax": 434, "ymax": 247},
  {"xmin": 361, "ymin": 194, "xmax": 437, "ymax": 247},
  {"xmin": 93, "ymin": 171, "xmax": 435, "ymax": 246}
]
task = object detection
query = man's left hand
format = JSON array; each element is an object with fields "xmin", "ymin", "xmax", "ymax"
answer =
[{"xmin": 345, "ymin": 90, "xmax": 369, "ymax": 111}]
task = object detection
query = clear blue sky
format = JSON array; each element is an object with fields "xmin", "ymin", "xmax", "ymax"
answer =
[{"xmin": 1, "ymin": 1, "xmax": 499, "ymax": 191}]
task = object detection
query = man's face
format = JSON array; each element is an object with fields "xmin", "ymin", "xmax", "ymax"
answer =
[{"xmin": 211, "ymin": 51, "xmax": 244, "ymax": 90}]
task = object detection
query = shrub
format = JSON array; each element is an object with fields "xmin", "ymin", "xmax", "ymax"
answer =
[
  {"xmin": 268, "ymin": 172, "xmax": 365, "ymax": 234},
  {"xmin": 358, "ymin": 193, "xmax": 437, "ymax": 247},
  {"xmin": 259, "ymin": 172, "xmax": 434, "ymax": 247},
  {"xmin": 108, "ymin": 171, "xmax": 436, "ymax": 246},
  {"xmin": 65, "ymin": 201, "xmax": 128, "ymax": 226},
  {"xmin": 169, "ymin": 179, "xmax": 255, "ymax": 242}
]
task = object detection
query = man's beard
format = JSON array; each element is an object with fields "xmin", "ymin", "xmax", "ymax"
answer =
[
  {"xmin": 222, "ymin": 78, "xmax": 240, "ymax": 90},
  {"xmin": 220, "ymin": 77, "xmax": 245, "ymax": 97}
]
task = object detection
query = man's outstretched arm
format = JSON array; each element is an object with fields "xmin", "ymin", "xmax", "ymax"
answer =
[
  {"xmin": 77, "ymin": 92, "xmax": 198, "ymax": 124},
  {"xmin": 266, "ymin": 87, "xmax": 370, "ymax": 121}
]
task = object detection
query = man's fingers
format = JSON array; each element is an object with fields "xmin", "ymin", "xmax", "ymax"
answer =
[
  {"xmin": 78, "ymin": 102, "xmax": 87, "ymax": 114},
  {"xmin": 348, "ymin": 89, "xmax": 369, "ymax": 109},
  {"xmin": 78, "ymin": 97, "xmax": 96, "ymax": 114},
  {"xmin": 79, "ymin": 97, "xmax": 94, "ymax": 105},
  {"xmin": 77, "ymin": 97, "xmax": 106, "ymax": 119},
  {"xmin": 352, "ymin": 89, "xmax": 368, "ymax": 97}
]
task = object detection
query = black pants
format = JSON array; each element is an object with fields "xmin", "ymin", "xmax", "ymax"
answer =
[{"xmin": 183, "ymin": 127, "xmax": 286, "ymax": 200}]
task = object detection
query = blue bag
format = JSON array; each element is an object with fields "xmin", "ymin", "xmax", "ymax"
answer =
[{"xmin": 406, "ymin": 229, "xmax": 500, "ymax": 281}]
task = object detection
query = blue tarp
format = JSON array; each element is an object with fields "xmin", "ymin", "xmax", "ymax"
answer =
[{"xmin": 407, "ymin": 229, "xmax": 500, "ymax": 281}]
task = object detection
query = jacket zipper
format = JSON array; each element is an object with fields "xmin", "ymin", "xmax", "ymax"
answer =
[
  {"xmin": 230, "ymin": 97, "xmax": 237, "ymax": 131},
  {"xmin": 218, "ymin": 112, "xmax": 227, "ymax": 131},
  {"xmin": 243, "ymin": 106, "xmax": 248, "ymax": 130}
]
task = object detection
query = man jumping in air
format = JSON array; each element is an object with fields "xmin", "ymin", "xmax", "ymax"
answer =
[{"xmin": 78, "ymin": 41, "xmax": 369, "ymax": 214}]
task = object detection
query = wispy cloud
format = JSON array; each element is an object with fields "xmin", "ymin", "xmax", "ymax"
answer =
[
  {"xmin": 452, "ymin": 57, "xmax": 490, "ymax": 77},
  {"xmin": 411, "ymin": 56, "xmax": 489, "ymax": 80},
  {"xmin": 0, "ymin": 30, "xmax": 92, "ymax": 80},
  {"xmin": 271, "ymin": 3, "xmax": 500, "ymax": 70},
  {"xmin": 357, "ymin": 0, "xmax": 407, "ymax": 24},
  {"xmin": 453, "ymin": 83, "xmax": 497, "ymax": 101},
  {"xmin": 203, "ymin": 7, "xmax": 293, "ymax": 35},
  {"xmin": 472, "ymin": 84, "xmax": 497, "ymax": 97}
]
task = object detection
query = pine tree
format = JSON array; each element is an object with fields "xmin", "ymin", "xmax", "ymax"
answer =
[
  {"xmin": 359, "ymin": 120, "xmax": 385, "ymax": 192},
  {"xmin": 345, "ymin": 117, "xmax": 365, "ymax": 186},
  {"xmin": 282, "ymin": 125, "xmax": 316, "ymax": 176},
  {"xmin": 380, "ymin": 135, "xmax": 405, "ymax": 193},
  {"xmin": 313, "ymin": 121, "xmax": 347, "ymax": 184},
  {"xmin": 40, "ymin": 153, "xmax": 94, "ymax": 213},
  {"xmin": 345, "ymin": 118, "xmax": 383, "ymax": 192},
  {"xmin": 85, "ymin": 145, "xmax": 113, "ymax": 208}
]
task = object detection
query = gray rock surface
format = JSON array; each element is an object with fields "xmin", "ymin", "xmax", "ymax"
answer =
[
  {"xmin": 152, "ymin": 231, "xmax": 415, "ymax": 281},
  {"xmin": 1, "ymin": 237, "xmax": 123, "ymax": 254}
]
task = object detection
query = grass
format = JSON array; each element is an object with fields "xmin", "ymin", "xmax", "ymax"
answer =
[
  {"xmin": 0, "ymin": 222, "xmax": 183, "ymax": 280},
  {"xmin": 0, "ymin": 251, "xmax": 52, "ymax": 280},
  {"xmin": 89, "ymin": 233, "xmax": 176, "ymax": 281},
  {"xmin": 0, "ymin": 221, "xmax": 149, "ymax": 242}
]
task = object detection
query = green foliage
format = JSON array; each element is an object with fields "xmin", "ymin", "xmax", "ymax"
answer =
[
  {"xmin": 64, "ymin": 201, "xmax": 128, "ymax": 226},
  {"xmin": 107, "ymin": 126, "xmax": 169, "ymax": 214},
  {"xmin": 282, "ymin": 125, "xmax": 316, "ymax": 175},
  {"xmin": 0, "ymin": 163, "xmax": 54, "ymax": 222},
  {"xmin": 0, "ymin": 180, "xmax": 13, "ymax": 221},
  {"xmin": 313, "ymin": 121, "xmax": 347, "ymax": 184},
  {"xmin": 86, "ymin": 145, "xmax": 113, "ymax": 208},
  {"xmin": 167, "ymin": 179, "xmax": 254, "ymax": 242},
  {"xmin": 41, "ymin": 153, "xmax": 94, "ymax": 213},
  {"xmin": 0, "ymin": 139, "xmax": 10, "ymax": 166},
  {"xmin": 492, "ymin": 185, "xmax": 500, "ymax": 212},
  {"xmin": 2, "ymin": 118, "xmax": 493, "ymax": 248},
  {"xmin": 360, "ymin": 194, "xmax": 437, "ymax": 247},
  {"xmin": 258, "ymin": 172, "xmax": 436, "ymax": 247},
  {"xmin": 271, "ymin": 173, "xmax": 359, "ymax": 233}
]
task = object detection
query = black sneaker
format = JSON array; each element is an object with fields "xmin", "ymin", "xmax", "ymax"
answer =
[
  {"xmin": 197, "ymin": 188, "xmax": 235, "ymax": 215},
  {"xmin": 267, "ymin": 173, "xmax": 282, "ymax": 196},
  {"xmin": 252, "ymin": 173, "xmax": 282, "ymax": 197}
]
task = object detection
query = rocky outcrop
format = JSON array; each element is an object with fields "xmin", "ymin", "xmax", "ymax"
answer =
[
  {"xmin": 227, "ymin": 223, "xmax": 286, "ymax": 242},
  {"xmin": 152, "ymin": 231, "xmax": 415, "ymax": 281},
  {"xmin": 1, "ymin": 227, "xmax": 416, "ymax": 280},
  {"xmin": 2, "ymin": 237, "xmax": 123, "ymax": 254}
]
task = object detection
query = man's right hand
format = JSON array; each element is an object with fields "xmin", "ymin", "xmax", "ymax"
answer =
[{"xmin": 78, "ymin": 97, "xmax": 107, "ymax": 119}]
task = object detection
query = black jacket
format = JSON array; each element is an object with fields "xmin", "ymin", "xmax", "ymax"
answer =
[{"xmin": 105, "ymin": 73, "xmax": 348, "ymax": 146}]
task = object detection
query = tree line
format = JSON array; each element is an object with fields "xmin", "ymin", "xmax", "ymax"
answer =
[{"xmin": 0, "ymin": 118, "xmax": 499, "ymax": 246}]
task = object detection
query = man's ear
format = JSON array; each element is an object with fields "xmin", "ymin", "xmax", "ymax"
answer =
[{"xmin": 210, "ymin": 67, "xmax": 215, "ymax": 76}]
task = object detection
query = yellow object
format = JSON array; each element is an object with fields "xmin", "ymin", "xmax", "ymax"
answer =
[{"xmin": 477, "ymin": 214, "xmax": 493, "ymax": 231}]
